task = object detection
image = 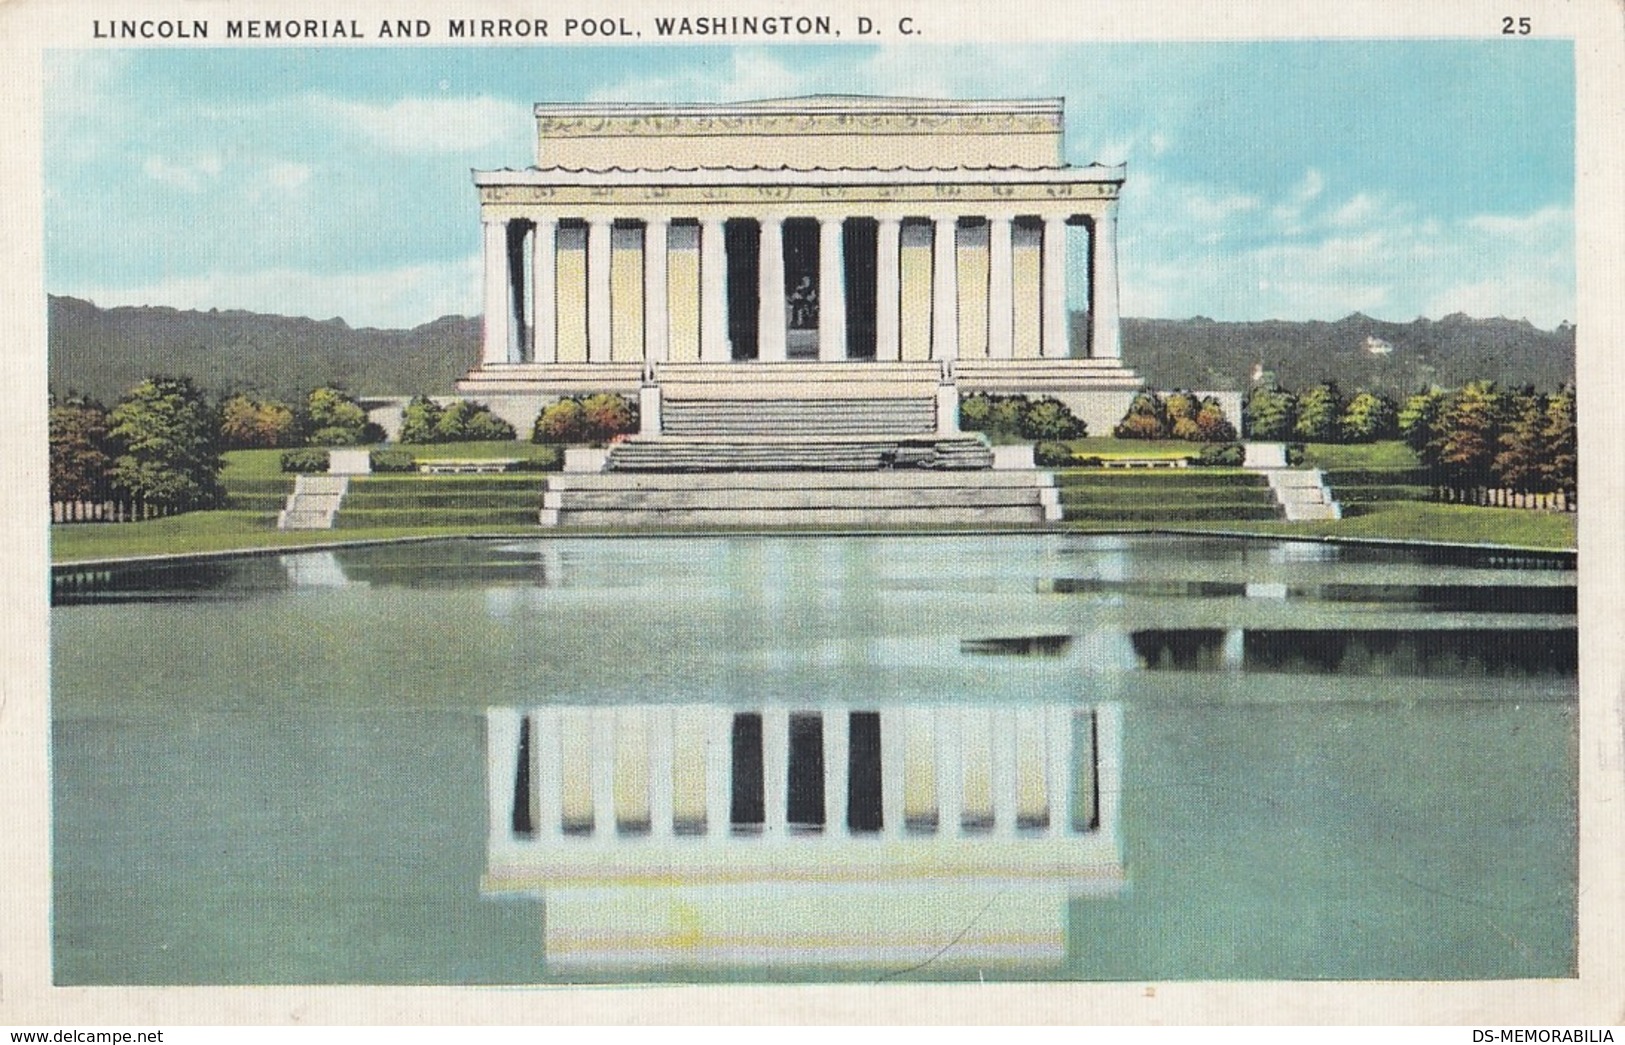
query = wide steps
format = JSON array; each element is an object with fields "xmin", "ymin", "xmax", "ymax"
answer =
[
  {"xmin": 548, "ymin": 486, "xmax": 1047, "ymax": 511},
  {"xmin": 549, "ymin": 505, "xmax": 1047, "ymax": 528},
  {"xmin": 661, "ymin": 397, "xmax": 936, "ymax": 436},
  {"xmin": 549, "ymin": 470, "xmax": 1048, "ymax": 491},
  {"xmin": 606, "ymin": 437, "xmax": 993, "ymax": 472}
]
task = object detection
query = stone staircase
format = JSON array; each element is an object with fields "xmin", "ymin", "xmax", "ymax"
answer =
[
  {"xmin": 1264, "ymin": 468, "xmax": 1342, "ymax": 521},
  {"xmin": 605, "ymin": 435, "xmax": 993, "ymax": 472},
  {"xmin": 540, "ymin": 470, "xmax": 1059, "ymax": 528},
  {"xmin": 277, "ymin": 475, "xmax": 349, "ymax": 530},
  {"xmin": 660, "ymin": 397, "xmax": 936, "ymax": 437}
]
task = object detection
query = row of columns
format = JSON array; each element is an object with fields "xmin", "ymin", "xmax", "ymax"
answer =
[
  {"xmin": 481, "ymin": 208, "xmax": 1121, "ymax": 368},
  {"xmin": 488, "ymin": 703, "xmax": 1121, "ymax": 844}
]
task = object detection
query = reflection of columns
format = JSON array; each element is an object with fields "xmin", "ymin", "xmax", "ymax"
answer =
[
  {"xmin": 875, "ymin": 216, "xmax": 902, "ymax": 362},
  {"xmin": 758, "ymin": 215, "xmax": 788, "ymax": 363},
  {"xmin": 481, "ymin": 216, "xmax": 511, "ymax": 366},
  {"xmin": 824, "ymin": 707, "xmax": 849, "ymax": 834},
  {"xmin": 987, "ymin": 213, "xmax": 1014, "ymax": 360},
  {"xmin": 818, "ymin": 217, "xmax": 847, "ymax": 361},
  {"xmin": 880, "ymin": 708, "xmax": 906, "ymax": 836},
  {"xmin": 1090, "ymin": 201, "xmax": 1122, "ymax": 360},
  {"xmin": 936, "ymin": 704, "xmax": 962, "ymax": 833},
  {"xmin": 1046, "ymin": 705, "xmax": 1073, "ymax": 834},
  {"xmin": 587, "ymin": 218, "xmax": 613, "ymax": 363},
  {"xmin": 531, "ymin": 217, "xmax": 558, "ymax": 364},
  {"xmin": 763, "ymin": 706, "xmax": 788, "ymax": 835},
  {"xmin": 700, "ymin": 217, "xmax": 729, "ymax": 363},
  {"xmin": 1042, "ymin": 214, "xmax": 1069, "ymax": 358},
  {"xmin": 534, "ymin": 710, "xmax": 563, "ymax": 838},
  {"xmin": 931, "ymin": 214, "xmax": 959, "ymax": 361},
  {"xmin": 643, "ymin": 217, "xmax": 669, "ymax": 363}
]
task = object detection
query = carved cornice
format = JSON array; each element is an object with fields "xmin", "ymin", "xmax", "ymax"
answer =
[
  {"xmin": 536, "ymin": 111, "xmax": 1061, "ymax": 139},
  {"xmin": 479, "ymin": 180, "xmax": 1120, "ymax": 209}
]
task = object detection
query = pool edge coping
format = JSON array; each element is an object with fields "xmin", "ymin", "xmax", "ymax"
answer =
[{"xmin": 48, "ymin": 525, "xmax": 1578, "ymax": 573}]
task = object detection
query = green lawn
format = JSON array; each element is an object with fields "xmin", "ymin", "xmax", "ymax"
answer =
[
  {"xmin": 1143, "ymin": 501, "xmax": 1576, "ymax": 551},
  {"xmin": 50, "ymin": 512, "xmax": 539, "ymax": 563},
  {"xmin": 1299, "ymin": 441, "xmax": 1422, "ymax": 469},
  {"xmin": 53, "ymin": 439, "xmax": 1572, "ymax": 562}
]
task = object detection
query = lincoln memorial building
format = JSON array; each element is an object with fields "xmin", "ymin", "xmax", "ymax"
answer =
[{"xmin": 457, "ymin": 95, "xmax": 1145, "ymax": 436}]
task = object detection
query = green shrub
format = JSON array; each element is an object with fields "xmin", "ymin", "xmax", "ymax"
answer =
[
  {"xmin": 1019, "ymin": 397, "xmax": 1087, "ymax": 440},
  {"xmin": 959, "ymin": 392, "xmax": 1085, "ymax": 441},
  {"xmin": 404, "ymin": 397, "xmax": 516, "ymax": 444},
  {"xmin": 1286, "ymin": 443, "xmax": 1307, "ymax": 466},
  {"xmin": 280, "ymin": 448, "xmax": 330, "ymax": 473},
  {"xmin": 1196, "ymin": 443, "xmax": 1245, "ymax": 467},
  {"xmin": 532, "ymin": 394, "xmax": 637, "ymax": 444},
  {"xmin": 369, "ymin": 448, "xmax": 417, "ymax": 473},
  {"xmin": 1033, "ymin": 441, "xmax": 1074, "ymax": 467},
  {"xmin": 308, "ymin": 426, "xmax": 360, "ymax": 447}
]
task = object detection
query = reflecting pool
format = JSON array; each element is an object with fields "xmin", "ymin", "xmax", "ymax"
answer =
[{"xmin": 50, "ymin": 534, "xmax": 1577, "ymax": 983}]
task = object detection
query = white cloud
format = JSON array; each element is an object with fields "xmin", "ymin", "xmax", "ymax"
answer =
[
  {"xmin": 309, "ymin": 94, "xmax": 529, "ymax": 154},
  {"xmin": 266, "ymin": 162, "xmax": 312, "ymax": 191},
  {"xmin": 69, "ymin": 255, "xmax": 483, "ymax": 330},
  {"xmin": 141, "ymin": 153, "xmax": 223, "ymax": 192},
  {"xmin": 1122, "ymin": 184, "xmax": 1574, "ymax": 328}
]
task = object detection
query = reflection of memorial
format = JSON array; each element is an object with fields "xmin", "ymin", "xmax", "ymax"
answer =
[{"xmin": 484, "ymin": 702, "xmax": 1123, "ymax": 969}]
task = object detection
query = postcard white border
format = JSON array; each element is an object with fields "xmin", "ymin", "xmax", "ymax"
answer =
[{"xmin": 2, "ymin": 0, "xmax": 1621, "ymax": 1025}]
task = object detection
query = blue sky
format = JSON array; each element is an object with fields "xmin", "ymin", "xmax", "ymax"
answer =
[{"xmin": 44, "ymin": 41, "xmax": 1575, "ymax": 329}]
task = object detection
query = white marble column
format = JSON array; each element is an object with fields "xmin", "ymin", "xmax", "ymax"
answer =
[
  {"xmin": 757, "ymin": 215, "xmax": 788, "ymax": 363},
  {"xmin": 530, "ymin": 217, "xmax": 558, "ymax": 364},
  {"xmin": 1042, "ymin": 213, "xmax": 1070, "ymax": 359},
  {"xmin": 481, "ymin": 216, "xmax": 512, "ymax": 366},
  {"xmin": 818, "ymin": 216, "xmax": 847, "ymax": 361},
  {"xmin": 875, "ymin": 216, "xmax": 902, "ymax": 362},
  {"xmin": 700, "ymin": 217, "xmax": 729, "ymax": 362},
  {"xmin": 931, "ymin": 214, "xmax": 959, "ymax": 361},
  {"xmin": 643, "ymin": 216, "xmax": 669, "ymax": 364},
  {"xmin": 1090, "ymin": 202, "xmax": 1122, "ymax": 360},
  {"xmin": 587, "ymin": 217, "xmax": 613, "ymax": 364},
  {"xmin": 987, "ymin": 213, "xmax": 1015, "ymax": 360}
]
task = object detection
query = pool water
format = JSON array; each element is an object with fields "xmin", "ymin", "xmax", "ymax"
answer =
[{"xmin": 50, "ymin": 534, "xmax": 1576, "ymax": 983}]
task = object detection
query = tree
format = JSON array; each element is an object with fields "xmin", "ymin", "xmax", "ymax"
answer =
[
  {"xmin": 1491, "ymin": 389, "xmax": 1548, "ymax": 491},
  {"xmin": 107, "ymin": 376, "xmax": 224, "ymax": 511},
  {"xmin": 304, "ymin": 386, "xmax": 376, "ymax": 446},
  {"xmin": 1293, "ymin": 381, "xmax": 1344, "ymax": 442},
  {"xmin": 1193, "ymin": 397, "xmax": 1238, "ymax": 442},
  {"xmin": 433, "ymin": 400, "xmax": 517, "ymax": 442},
  {"xmin": 578, "ymin": 393, "xmax": 638, "ymax": 441},
  {"xmin": 1397, "ymin": 389, "xmax": 1445, "ymax": 453},
  {"xmin": 219, "ymin": 393, "xmax": 298, "ymax": 449},
  {"xmin": 533, "ymin": 398, "xmax": 587, "ymax": 444},
  {"xmin": 399, "ymin": 396, "xmax": 445, "ymax": 444},
  {"xmin": 1243, "ymin": 385, "xmax": 1297, "ymax": 440},
  {"xmin": 49, "ymin": 396, "xmax": 116, "ymax": 504},
  {"xmin": 1018, "ymin": 397, "xmax": 1086, "ymax": 440},
  {"xmin": 1429, "ymin": 381, "xmax": 1503, "ymax": 488},
  {"xmin": 1540, "ymin": 386, "xmax": 1576, "ymax": 497},
  {"xmin": 1113, "ymin": 390, "xmax": 1169, "ymax": 440},
  {"xmin": 1339, "ymin": 390, "xmax": 1398, "ymax": 443}
]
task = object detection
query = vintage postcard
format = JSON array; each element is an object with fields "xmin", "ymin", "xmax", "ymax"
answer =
[{"xmin": 2, "ymin": 0, "xmax": 1622, "ymax": 1026}]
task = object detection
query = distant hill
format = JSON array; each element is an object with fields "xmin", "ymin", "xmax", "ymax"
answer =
[
  {"xmin": 48, "ymin": 296, "xmax": 480, "ymax": 405},
  {"xmin": 49, "ymin": 295, "xmax": 1574, "ymax": 405},
  {"xmin": 1110, "ymin": 312, "xmax": 1575, "ymax": 396}
]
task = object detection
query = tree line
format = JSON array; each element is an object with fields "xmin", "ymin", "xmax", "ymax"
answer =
[
  {"xmin": 50, "ymin": 378, "xmax": 644, "ymax": 517},
  {"xmin": 1245, "ymin": 380, "xmax": 1576, "ymax": 496}
]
